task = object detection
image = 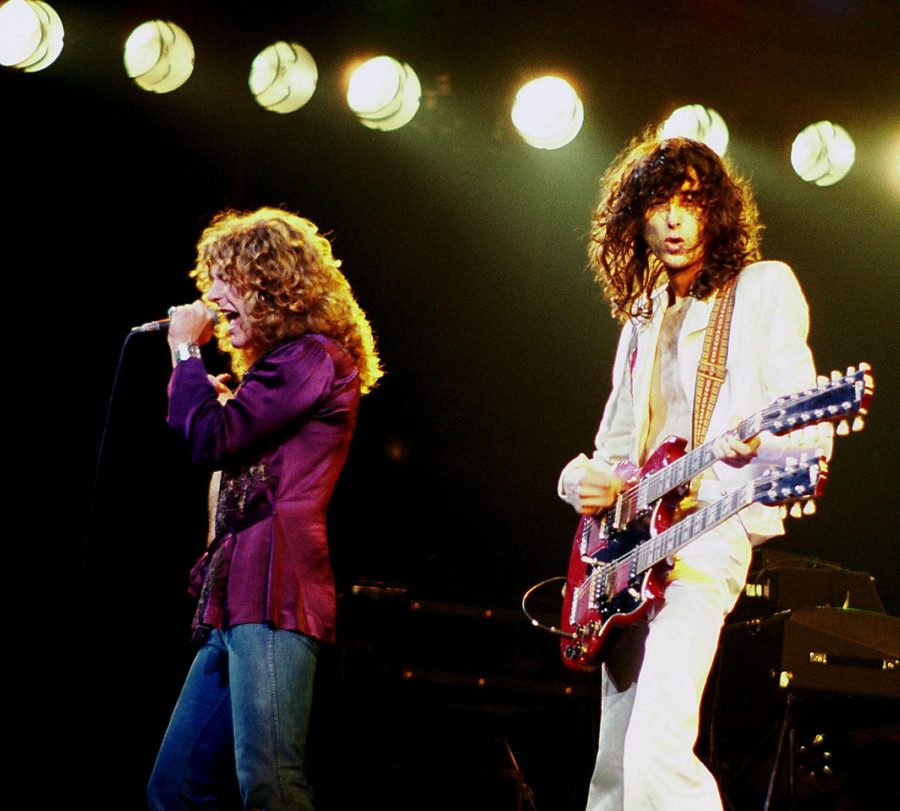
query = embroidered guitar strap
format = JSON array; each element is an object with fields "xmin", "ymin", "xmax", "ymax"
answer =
[{"xmin": 692, "ymin": 275, "xmax": 737, "ymax": 447}]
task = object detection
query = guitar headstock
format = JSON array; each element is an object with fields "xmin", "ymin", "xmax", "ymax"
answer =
[
  {"xmin": 753, "ymin": 456, "xmax": 829, "ymax": 519},
  {"xmin": 766, "ymin": 363, "xmax": 874, "ymax": 437}
]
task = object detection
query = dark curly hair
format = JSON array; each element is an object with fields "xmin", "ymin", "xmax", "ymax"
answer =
[
  {"xmin": 191, "ymin": 207, "xmax": 383, "ymax": 392},
  {"xmin": 588, "ymin": 131, "xmax": 762, "ymax": 322}
]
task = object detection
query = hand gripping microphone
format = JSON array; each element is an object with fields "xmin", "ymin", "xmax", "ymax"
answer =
[{"xmin": 130, "ymin": 306, "xmax": 217, "ymax": 333}]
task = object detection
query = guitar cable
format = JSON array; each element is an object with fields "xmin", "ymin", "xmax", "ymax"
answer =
[{"xmin": 520, "ymin": 576, "xmax": 577, "ymax": 639}]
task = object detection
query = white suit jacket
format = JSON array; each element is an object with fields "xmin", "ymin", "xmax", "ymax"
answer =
[{"xmin": 560, "ymin": 261, "xmax": 828, "ymax": 543}]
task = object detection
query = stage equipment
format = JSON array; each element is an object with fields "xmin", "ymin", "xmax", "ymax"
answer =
[
  {"xmin": 791, "ymin": 121, "xmax": 856, "ymax": 186},
  {"xmin": 0, "ymin": 0, "xmax": 64, "ymax": 72},
  {"xmin": 735, "ymin": 548, "xmax": 886, "ymax": 620},
  {"xmin": 249, "ymin": 41, "xmax": 317, "ymax": 114},
  {"xmin": 660, "ymin": 104, "xmax": 729, "ymax": 156},
  {"xmin": 728, "ymin": 606, "xmax": 898, "ymax": 698},
  {"xmin": 123, "ymin": 20, "xmax": 194, "ymax": 94},
  {"xmin": 707, "ymin": 551, "xmax": 898, "ymax": 810},
  {"xmin": 346, "ymin": 56, "xmax": 421, "ymax": 131},
  {"xmin": 511, "ymin": 76, "xmax": 584, "ymax": 150}
]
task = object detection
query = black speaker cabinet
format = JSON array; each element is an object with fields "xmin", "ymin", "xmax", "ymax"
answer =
[
  {"xmin": 724, "ymin": 606, "xmax": 899, "ymax": 699},
  {"xmin": 705, "ymin": 607, "xmax": 900, "ymax": 810},
  {"xmin": 732, "ymin": 549, "xmax": 886, "ymax": 622}
]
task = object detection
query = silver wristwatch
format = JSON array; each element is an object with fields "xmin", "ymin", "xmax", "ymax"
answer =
[{"xmin": 174, "ymin": 341, "xmax": 201, "ymax": 363}]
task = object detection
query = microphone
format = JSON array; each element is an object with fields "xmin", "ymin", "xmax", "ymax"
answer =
[
  {"xmin": 130, "ymin": 316, "xmax": 171, "ymax": 333},
  {"xmin": 130, "ymin": 306, "xmax": 218, "ymax": 333}
]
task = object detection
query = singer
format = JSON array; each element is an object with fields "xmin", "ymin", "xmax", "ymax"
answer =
[{"xmin": 147, "ymin": 207, "xmax": 382, "ymax": 810}]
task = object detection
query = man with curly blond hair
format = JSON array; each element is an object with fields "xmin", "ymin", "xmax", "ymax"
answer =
[
  {"xmin": 558, "ymin": 135, "xmax": 827, "ymax": 809},
  {"xmin": 148, "ymin": 207, "xmax": 382, "ymax": 810}
]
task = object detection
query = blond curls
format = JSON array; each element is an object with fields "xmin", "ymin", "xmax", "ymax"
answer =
[{"xmin": 191, "ymin": 207, "xmax": 383, "ymax": 392}]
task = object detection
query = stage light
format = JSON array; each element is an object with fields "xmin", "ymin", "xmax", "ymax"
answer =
[
  {"xmin": 346, "ymin": 56, "xmax": 421, "ymax": 131},
  {"xmin": 791, "ymin": 121, "xmax": 856, "ymax": 186},
  {"xmin": 123, "ymin": 20, "xmax": 194, "ymax": 94},
  {"xmin": 0, "ymin": 0, "xmax": 64, "ymax": 72},
  {"xmin": 249, "ymin": 41, "xmax": 317, "ymax": 114},
  {"xmin": 889, "ymin": 135, "xmax": 900, "ymax": 198},
  {"xmin": 511, "ymin": 76, "xmax": 584, "ymax": 150},
  {"xmin": 660, "ymin": 105, "xmax": 729, "ymax": 156}
]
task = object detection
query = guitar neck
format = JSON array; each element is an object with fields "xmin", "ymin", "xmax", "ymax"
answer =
[
  {"xmin": 613, "ymin": 367, "xmax": 869, "ymax": 528},
  {"xmin": 630, "ymin": 456, "xmax": 824, "ymax": 575},
  {"xmin": 623, "ymin": 413, "xmax": 761, "ymax": 520},
  {"xmin": 591, "ymin": 483, "xmax": 760, "ymax": 611},
  {"xmin": 632, "ymin": 484, "xmax": 752, "ymax": 575}
]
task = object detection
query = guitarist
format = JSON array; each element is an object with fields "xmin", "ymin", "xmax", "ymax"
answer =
[{"xmin": 558, "ymin": 133, "xmax": 830, "ymax": 810}]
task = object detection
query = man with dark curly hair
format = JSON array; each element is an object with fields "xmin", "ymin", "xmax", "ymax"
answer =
[
  {"xmin": 558, "ymin": 135, "xmax": 827, "ymax": 809},
  {"xmin": 148, "ymin": 207, "xmax": 382, "ymax": 810}
]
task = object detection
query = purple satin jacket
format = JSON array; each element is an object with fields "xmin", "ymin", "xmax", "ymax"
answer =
[{"xmin": 168, "ymin": 334, "xmax": 360, "ymax": 644}]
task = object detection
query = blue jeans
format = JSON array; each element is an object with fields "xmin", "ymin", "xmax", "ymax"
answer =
[{"xmin": 148, "ymin": 624, "xmax": 319, "ymax": 811}]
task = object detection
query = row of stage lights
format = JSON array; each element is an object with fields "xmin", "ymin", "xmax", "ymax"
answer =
[{"xmin": 1, "ymin": 0, "xmax": 860, "ymax": 186}]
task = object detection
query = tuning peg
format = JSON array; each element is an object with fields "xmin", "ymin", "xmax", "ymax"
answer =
[
  {"xmin": 859, "ymin": 362, "xmax": 871, "ymax": 371},
  {"xmin": 852, "ymin": 416, "xmax": 865, "ymax": 432},
  {"xmin": 790, "ymin": 503, "xmax": 803, "ymax": 518},
  {"xmin": 779, "ymin": 506, "xmax": 788, "ymax": 519},
  {"xmin": 831, "ymin": 370, "xmax": 841, "ymax": 382},
  {"xmin": 803, "ymin": 500, "xmax": 816, "ymax": 515},
  {"xmin": 785, "ymin": 456, "xmax": 799, "ymax": 467},
  {"xmin": 817, "ymin": 374, "xmax": 829, "ymax": 387},
  {"xmin": 846, "ymin": 366, "xmax": 856, "ymax": 376},
  {"xmin": 836, "ymin": 420, "xmax": 850, "ymax": 436}
]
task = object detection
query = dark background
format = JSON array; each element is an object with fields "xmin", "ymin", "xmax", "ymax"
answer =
[{"xmin": 7, "ymin": 1, "xmax": 897, "ymax": 808}]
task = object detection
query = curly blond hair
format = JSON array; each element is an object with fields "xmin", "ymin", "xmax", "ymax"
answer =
[
  {"xmin": 191, "ymin": 207, "xmax": 383, "ymax": 392},
  {"xmin": 589, "ymin": 132, "xmax": 762, "ymax": 322}
]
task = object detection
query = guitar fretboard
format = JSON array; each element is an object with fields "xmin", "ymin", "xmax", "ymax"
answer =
[
  {"xmin": 613, "ymin": 375, "xmax": 851, "ymax": 529},
  {"xmin": 597, "ymin": 482, "xmax": 754, "ymax": 603},
  {"xmin": 616, "ymin": 413, "xmax": 759, "ymax": 526}
]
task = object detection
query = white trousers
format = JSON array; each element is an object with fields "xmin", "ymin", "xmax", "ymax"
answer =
[{"xmin": 586, "ymin": 519, "xmax": 752, "ymax": 811}]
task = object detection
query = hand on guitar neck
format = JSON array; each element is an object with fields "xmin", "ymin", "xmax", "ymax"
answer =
[
  {"xmin": 569, "ymin": 424, "xmax": 761, "ymax": 515},
  {"xmin": 562, "ymin": 364, "xmax": 869, "ymax": 523},
  {"xmin": 712, "ymin": 424, "xmax": 761, "ymax": 468}
]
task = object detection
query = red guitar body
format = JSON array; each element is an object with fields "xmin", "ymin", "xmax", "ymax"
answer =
[{"xmin": 559, "ymin": 437, "xmax": 687, "ymax": 671}]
